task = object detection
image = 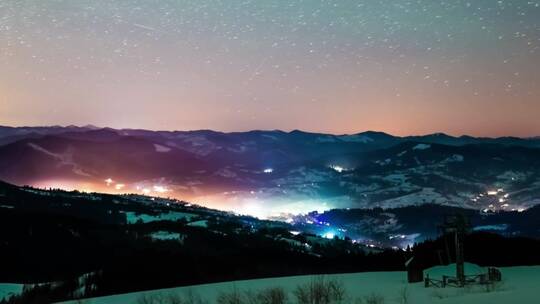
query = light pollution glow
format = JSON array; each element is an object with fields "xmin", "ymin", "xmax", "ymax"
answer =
[
  {"xmin": 33, "ymin": 178, "xmax": 337, "ymax": 218},
  {"xmin": 1, "ymin": 1, "xmax": 539, "ymax": 137}
]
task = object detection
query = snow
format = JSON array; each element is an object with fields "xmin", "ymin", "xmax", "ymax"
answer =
[
  {"xmin": 59, "ymin": 265, "xmax": 540, "ymax": 304},
  {"xmin": 339, "ymin": 134, "xmax": 374, "ymax": 143},
  {"xmin": 172, "ymin": 135, "xmax": 218, "ymax": 156},
  {"xmin": 149, "ymin": 231, "xmax": 184, "ymax": 241},
  {"xmin": 187, "ymin": 220, "xmax": 208, "ymax": 228},
  {"xmin": 473, "ymin": 224, "xmax": 509, "ymax": 231},
  {"xmin": 316, "ymin": 136, "xmax": 338, "ymax": 143},
  {"xmin": 442, "ymin": 154, "xmax": 464, "ymax": 163},
  {"xmin": 413, "ymin": 143, "xmax": 431, "ymax": 150},
  {"xmin": 125, "ymin": 211, "xmax": 198, "ymax": 224},
  {"xmin": 227, "ymin": 145, "xmax": 249, "ymax": 153},
  {"xmin": 261, "ymin": 134, "xmax": 279, "ymax": 141},
  {"xmin": 375, "ymin": 158, "xmax": 392, "ymax": 166},
  {"xmin": 382, "ymin": 173, "xmax": 408, "ymax": 184},
  {"xmin": 153, "ymin": 144, "xmax": 171, "ymax": 153},
  {"xmin": 28, "ymin": 142, "xmax": 60, "ymax": 158},
  {"xmin": 0, "ymin": 284, "xmax": 23, "ymax": 301},
  {"xmin": 275, "ymin": 167, "xmax": 332, "ymax": 184},
  {"xmin": 27, "ymin": 143, "xmax": 91, "ymax": 177},
  {"xmin": 377, "ymin": 187, "xmax": 446, "ymax": 208},
  {"xmin": 496, "ymin": 171, "xmax": 527, "ymax": 183}
]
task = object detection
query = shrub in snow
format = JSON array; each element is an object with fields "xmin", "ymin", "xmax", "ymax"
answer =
[
  {"xmin": 137, "ymin": 293, "xmax": 166, "ymax": 304},
  {"xmin": 294, "ymin": 276, "xmax": 346, "ymax": 304},
  {"xmin": 217, "ymin": 287, "xmax": 243, "ymax": 304},
  {"xmin": 361, "ymin": 293, "xmax": 385, "ymax": 304},
  {"xmin": 218, "ymin": 287, "xmax": 287, "ymax": 304},
  {"xmin": 254, "ymin": 287, "xmax": 287, "ymax": 304},
  {"xmin": 137, "ymin": 291, "xmax": 207, "ymax": 304},
  {"xmin": 181, "ymin": 289, "xmax": 208, "ymax": 304},
  {"xmin": 166, "ymin": 293, "xmax": 184, "ymax": 304}
]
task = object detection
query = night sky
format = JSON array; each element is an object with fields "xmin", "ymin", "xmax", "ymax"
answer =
[{"xmin": 1, "ymin": 0, "xmax": 539, "ymax": 136}]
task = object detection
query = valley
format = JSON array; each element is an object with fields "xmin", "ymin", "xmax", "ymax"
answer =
[{"xmin": 1, "ymin": 126, "xmax": 540, "ymax": 219}]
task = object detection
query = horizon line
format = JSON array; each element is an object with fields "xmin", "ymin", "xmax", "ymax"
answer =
[{"xmin": 1, "ymin": 124, "xmax": 539, "ymax": 140}]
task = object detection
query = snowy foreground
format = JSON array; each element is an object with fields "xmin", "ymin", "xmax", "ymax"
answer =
[
  {"xmin": 57, "ymin": 265, "xmax": 540, "ymax": 304},
  {"xmin": 0, "ymin": 284, "xmax": 23, "ymax": 301}
]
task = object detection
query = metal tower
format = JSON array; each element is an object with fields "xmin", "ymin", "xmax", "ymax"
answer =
[{"xmin": 438, "ymin": 214, "xmax": 470, "ymax": 286}]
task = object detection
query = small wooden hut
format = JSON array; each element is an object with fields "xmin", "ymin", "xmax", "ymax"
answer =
[{"xmin": 405, "ymin": 256, "xmax": 424, "ymax": 283}]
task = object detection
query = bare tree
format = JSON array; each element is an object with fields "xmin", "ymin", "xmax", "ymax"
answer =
[
  {"xmin": 166, "ymin": 293, "xmax": 184, "ymax": 304},
  {"xmin": 294, "ymin": 276, "xmax": 347, "ymax": 304},
  {"xmin": 217, "ymin": 286, "xmax": 243, "ymax": 304},
  {"xmin": 256, "ymin": 287, "xmax": 287, "ymax": 304}
]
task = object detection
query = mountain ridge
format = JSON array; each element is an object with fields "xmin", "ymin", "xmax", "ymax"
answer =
[
  {"xmin": 1, "ymin": 125, "xmax": 540, "ymax": 216},
  {"xmin": 2, "ymin": 124, "xmax": 539, "ymax": 140}
]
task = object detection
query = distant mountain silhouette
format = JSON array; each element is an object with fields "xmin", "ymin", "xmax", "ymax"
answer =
[{"xmin": 1, "ymin": 126, "xmax": 540, "ymax": 212}]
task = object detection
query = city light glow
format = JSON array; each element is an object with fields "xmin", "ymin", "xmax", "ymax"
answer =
[
  {"xmin": 329, "ymin": 165, "xmax": 346, "ymax": 173},
  {"xmin": 323, "ymin": 232, "xmax": 335, "ymax": 239},
  {"xmin": 153, "ymin": 185, "xmax": 169, "ymax": 193}
]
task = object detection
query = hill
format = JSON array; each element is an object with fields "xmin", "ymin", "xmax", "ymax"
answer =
[
  {"xmin": 58, "ymin": 265, "xmax": 540, "ymax": 304},
  {"xmin": 1, "ymin": 126, "xmax": 540, "ymax": 216},
  {"xmin": 2, "ymin": 181, "xmax": 540, "ymax": 303}
]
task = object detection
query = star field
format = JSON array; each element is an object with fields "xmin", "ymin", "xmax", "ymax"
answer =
[{"xmin": 1, "ymin": 1, "xmax": 539, "ymax": 136}]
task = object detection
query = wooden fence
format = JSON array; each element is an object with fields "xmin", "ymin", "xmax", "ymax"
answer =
[{"xmin": 424, "ymin": 267, "xmax": 501, "ymax": 288}]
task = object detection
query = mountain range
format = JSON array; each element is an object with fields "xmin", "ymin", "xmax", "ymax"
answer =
[{"xmin": 1, "ymin": 125, "xmax": 540, "ymax": 217}]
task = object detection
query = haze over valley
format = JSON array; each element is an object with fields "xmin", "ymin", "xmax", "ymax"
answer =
[{"xmin": 2, "ymin": 125, "xmax": 540, "ymax": 220}]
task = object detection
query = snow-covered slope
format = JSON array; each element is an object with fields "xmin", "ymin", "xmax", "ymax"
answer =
[
  {"xmin": 0, "ymin": 284, "xmax": 23, "ymax": 301},
  {"xmin": 2, "ymin": 127, "xmax": 540, "ymax": 216},
  {"xmin": 59, "ymin": 265, "xmax": 540, "ymax": 304}
]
